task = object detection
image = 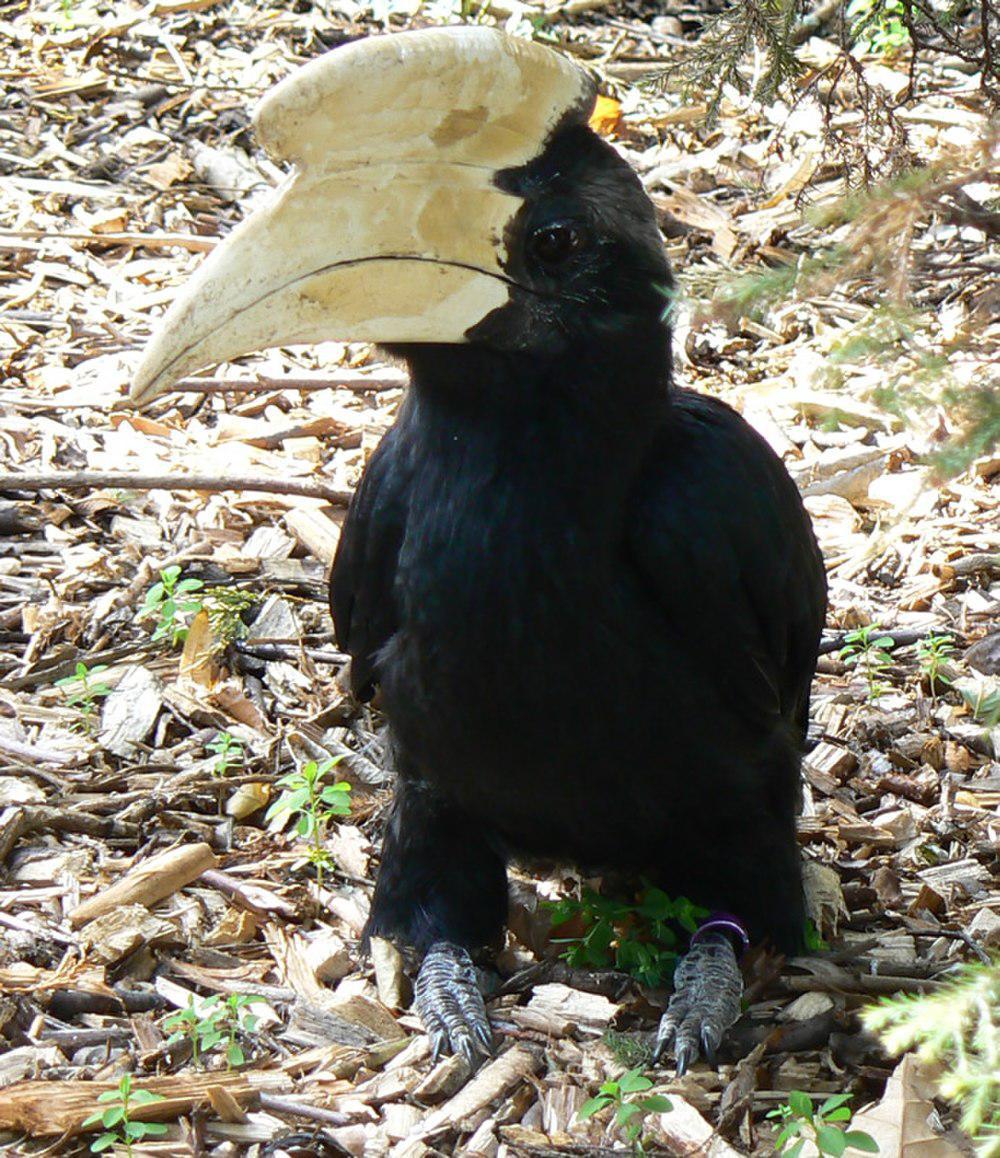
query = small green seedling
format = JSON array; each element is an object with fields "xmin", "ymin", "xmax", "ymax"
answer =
[
  {"xmin": 163, "ymin": 997, "xmax": 214, "ymax": 1068},
  {"xmin": 917, "ymin": 633, "xmax": 956, "ymax": 701},
  {"xmin": 215, "ymin": 994, "xmax": 261, "ymax": 1067},
  {"xmin": 56, "ymin": 662, "xmax": 111, "ymax": 735},
  {"xmin": 846, "ymin": 0, "xmax": 910, "ymax": 54},
  {"xmin": 206, "ymin": 730, "xmax": 245, "ymax": 813},
  {"xmin": 140, "ymin": 565, "xmax": 205, "ymax": 646},
  {"xmin": 207, "ymin": 731, "xmax": 243, "ymax": 778},
  {"xmin": 767, "ymin": 1091, "xmax": 879, "ymax": 1156},
  {"xmin": 81, "ymin": 1073, "xmax": 168, "ymax": 1154},
  {"xmin": 163, "ymin": 993, "xmax": 260, "ymax": 1069},
  {"xmin": 265, "ymin": 757, "xmax": 352, "ymax": 891},
  {"xmin": 548, "ymin": 885, "xmax": 707, "ymax": 988},
  {"xmin": 577, "ymin": 1067, "xmax": 672, "ymax": 1153},
  {"xmin": 840, "ymin": 625, "xmax": 895, "ymax": 702}
]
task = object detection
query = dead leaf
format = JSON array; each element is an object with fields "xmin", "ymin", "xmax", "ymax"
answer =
[
  {"xmin": 144, "ymin": 152, "xmax": 194, "ymax": 190},
  {"xmin": 850, "ymin": 1054, "xmax": 964, "ymax": 1156}
]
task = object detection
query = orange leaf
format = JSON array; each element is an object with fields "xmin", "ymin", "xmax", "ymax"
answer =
[{"xmin": 588, "ymin": 95, "xmax": 622, "ymax": 137}]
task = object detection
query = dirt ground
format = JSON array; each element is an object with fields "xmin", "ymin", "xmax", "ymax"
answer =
[{"xmin": 0, "ymin": 0, "xmax": 998, "ymax": 1154}]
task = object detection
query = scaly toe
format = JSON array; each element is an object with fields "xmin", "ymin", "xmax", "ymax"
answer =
[
  {"xmin": 413, "ymin": 941, "xmax": 493, "ymax": 1065},
  {"xmin": 655, "ymin": 933, "xmax": 743, "ymax": 1074}
]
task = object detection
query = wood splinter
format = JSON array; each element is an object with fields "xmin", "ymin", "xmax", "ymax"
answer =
[{"xmin": 68, "ymin": 841, "xmax": 218, "ymax": 928}]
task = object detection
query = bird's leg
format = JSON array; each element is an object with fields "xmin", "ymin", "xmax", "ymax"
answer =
[
  {"xmin": 414, "ymin": 940, "xmax": 492, "ymax": 1065},
  {"xmin": 366, "ymin": 776, "xmax": 507, "ymax": 1066},
  {"xmin": 653, "ymin": 914, "xmax": 748, "ymax": 1076}
]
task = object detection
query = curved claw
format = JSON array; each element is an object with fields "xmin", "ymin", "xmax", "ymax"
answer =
[
  {"xmin": 654, "ymin": 932, "xmax": 742, "ymax": 1076},
  {"xmin": 413, "ymin": 941, "xmax": 493, "ymax": 1067}
]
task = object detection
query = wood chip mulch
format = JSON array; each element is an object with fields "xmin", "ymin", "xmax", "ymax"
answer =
[{"xmin": 1, "ymin": 0, "xmax": 997, "ymax": 1153}]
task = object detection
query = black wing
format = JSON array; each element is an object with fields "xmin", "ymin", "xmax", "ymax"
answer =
[
  {"xmin": 629, "ymin": 390, "xmax": 826, "ymax": 741},
  {"xmin": 330, "ymin": 422, "xmax": 410, "ymax": 700}
]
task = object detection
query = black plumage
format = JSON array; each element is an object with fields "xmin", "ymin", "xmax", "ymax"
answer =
[
  {"xmin": 127, "ymin": 26, "xmax": 828, "ymax": 1072},
  {"xmin": 330, "ymin": 123, "xmax": 827, "ymax": 1056}
]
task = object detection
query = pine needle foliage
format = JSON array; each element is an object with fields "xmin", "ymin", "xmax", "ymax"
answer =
[
  {"xmin": 667, "ymin": 0, "xmax": 804, "ymax": 120},
  {"xmin": 894, "ymin": 0, "xmax": 1000, "ymax": 102},
  {"xmin": 862, "ymin": 961, "xmax": 1000, "ymax": 1156},
  {"xmin": 703, "ymin": 139, "xmax": 999, "ymax": 474},
  {"xmin": 667, "ymin": 0, "xmax": 997, "ymax": 173}
]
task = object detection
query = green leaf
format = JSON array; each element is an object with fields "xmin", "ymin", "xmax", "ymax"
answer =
[
  {"xmin": 826, "ymin": 1107, "xmax": 852, "ymax": 1121},
  {"xmin": 816, "ymin": 1124, "xmax": 848, "ymax": 1156},
  {"xmin": 819, "ymin": 1094, "xmax": 853, "ymax": 1116},
  {"xmin": 227, "ymin": 1042, "xmax": 245, "ymax": 1066},
  {"xmin": 843, "ymin": 1131, "xmax": 880, "ymax": 1152},
  {"xmin": 126, "ymin": 1119, "xmax": 169, "ymax": 1138},
  {"xmin": 637, "ymin": 1095, "xmax": 673, "ymax": 1113},
  {"xmin": 95, "ymin": 1090, "xmax": 122, "ymax": 1103},
  {"xmin": 783, "ymin": 1140, "xmax": 805, "ymax": 1158},
  {"xmin": 788, "ymin": 1091, "xmax": 813, "ymax": 1121},
  {"xmin": 81, "ymin": 1112, "xmax": 105, "ymax": 1128},
  {"xmin": 577, "ymin": 1095, "xmax": 613, "ymax": 1119},
  {"xmin": 129, "ymin": 1089, "xmax": 166, "ymax": 1105},
  {"xmin": 284, "ymin": 787, "xmax": 312, "ymax": 811},
  {"xmin": 90, "ymin": 1132, "xmax": 118, "ymax": 1152},
  {"xmin": 618, "ymin": 1068, "xmax": 652, "ymax": 1093},
  {"xmin": 615, "ymin": 1102, "xmax": 641, "ymax": 1125},
  {"xmin": 101, "ymin": 1106, "xmax": 125, "ymax": 1128},
  {"xmin": 775, "ymin": 1123, "xmax": 801, "ymax": 1149}
]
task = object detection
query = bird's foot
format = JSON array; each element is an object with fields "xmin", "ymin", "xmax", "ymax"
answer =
[
  {"xmin": 653, "ymin": 931, "xmax": 743, "ymax": 1076},
  {"xmin": 413, "ymin": 941, "xmax": 493, "ymax": 1067}
]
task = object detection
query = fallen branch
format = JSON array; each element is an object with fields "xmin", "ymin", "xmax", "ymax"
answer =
[
  {"xmin": 257, "ymin": 1093, "xmax": 351, "ymax": 1127},
  {"xmin": 0, "ymin": 471, "xmax": 352, "ymax": 506},
  {"xmin": 161, "ymin": 371, "xmax": 407, "ymax": 394}
]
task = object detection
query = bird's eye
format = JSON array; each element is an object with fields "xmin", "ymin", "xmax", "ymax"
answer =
[{"xmin": 528, "ymin": 222, "xmax": 587, "ymax": 268}]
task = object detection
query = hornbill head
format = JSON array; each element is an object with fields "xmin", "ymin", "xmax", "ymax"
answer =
[{"xmin": 131, "ymin": 27, "xmax": 672, "ymax": 405}]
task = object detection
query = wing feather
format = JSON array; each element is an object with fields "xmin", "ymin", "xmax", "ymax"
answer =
[
  {"xmin": 330, "ymin": 424, "xmax": 409, "ymax": 700},
  {"xmin": 629, "ymin": 390, "xmax": 826, "ymax": 740}
]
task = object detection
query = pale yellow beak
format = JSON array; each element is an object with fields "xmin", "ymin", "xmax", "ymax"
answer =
[{"xmin": 131, "ymin": 27, "xmax": 596, "ymax": 404}]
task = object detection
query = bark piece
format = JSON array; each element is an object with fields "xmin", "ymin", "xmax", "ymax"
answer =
[
  {"xmin": 78, "ymin": 903, "xmax": 177, "ymax": 963},
  {"xmin": 97, "ymin": 664, "xmax": 163, "ymax": 757},
  {"xmin": 418, "ymin": 1044, "xmax": 543, "ymax": 1136},
  {"xmin": 68, "ymin": 842, "xmax": 218, "ymax": 927},
  {"xmin": 0, "ymin": 1070, "xmax": 291, "ymax": 1136},
  {"xmin": 371, "ymin": 936, "xmax": 409, "ymax": 1010}
]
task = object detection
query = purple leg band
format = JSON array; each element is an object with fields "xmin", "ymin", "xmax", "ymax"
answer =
[{"xmin": 690, "ymin": 912, "xmax": 751, "ymax": 953}]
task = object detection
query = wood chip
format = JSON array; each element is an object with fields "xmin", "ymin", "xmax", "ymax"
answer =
[{"xmin": 68, "ymin": 842, "xmax": 218, "ymax": 927}]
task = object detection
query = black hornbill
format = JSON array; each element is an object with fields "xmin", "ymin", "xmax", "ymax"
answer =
[{"xmin": 132, "ymin": 28, "xmax": 827, "ymax": 1074}]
